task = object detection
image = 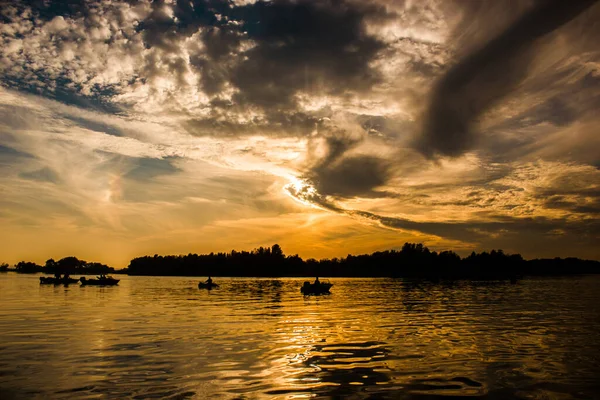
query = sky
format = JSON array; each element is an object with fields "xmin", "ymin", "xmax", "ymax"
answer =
[{"xmin": 0, "ymin": 0, "xmax": 599, "ymax": 267}]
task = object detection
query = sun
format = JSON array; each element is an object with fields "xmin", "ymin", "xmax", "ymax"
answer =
[{"xmin": 283, "ymin": 176, "xmax": 323, "ymax": 209}]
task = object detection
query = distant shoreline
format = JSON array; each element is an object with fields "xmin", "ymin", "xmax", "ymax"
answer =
[
  {"xmin": 3, "ymin": 243, "xmax": 599, "ymax": 280},
  {"xmin": 3, "ymin": 270, "xmax": 600, "ymax": 281}
]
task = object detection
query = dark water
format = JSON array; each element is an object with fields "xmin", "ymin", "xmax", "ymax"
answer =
[{"xmin": 1, "ymin": 273, "xmax": 600, "ymax": 399}]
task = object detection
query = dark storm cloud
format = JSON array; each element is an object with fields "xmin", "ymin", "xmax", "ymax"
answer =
[
  {"xmin": 301, "ymin": 134, "xmax": 391, "ymax": 198},
  {"xmin": 228, "ymin": 0, "xmax": 387, "ymax": 108},
  {"xmin": 172, "ymin": 0, "xmax": 225, "ymax": 32},
  {"xmin": 135, "ymin": 0, "xmax": 387, "ymax": 108},
  {"xmin": 309, "ymin": 155, "xmax": 390, "ymax": 197},
  {"xmin": 139, "ymin": 3, "xmax": 187, "ymax": 54},
  {"xmin": 416, "ymin": 0, "xmax": 599, "ymax": 158},
  {"xmin": 191, "ymin": 26, "xmax": 244, "ymax": 95},
  {"xmin": 201, "ymin": 25, "xmax": 243, "ymax": 60}
]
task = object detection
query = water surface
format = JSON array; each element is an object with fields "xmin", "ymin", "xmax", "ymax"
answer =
[{"xmin": 1, "ymin": 273, "xmax": 599, "ymax": 399}]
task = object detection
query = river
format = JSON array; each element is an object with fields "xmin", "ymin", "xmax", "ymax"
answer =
[{"xmin": 1, "ymin": 273, "xmax": 599, "ymax": 399}]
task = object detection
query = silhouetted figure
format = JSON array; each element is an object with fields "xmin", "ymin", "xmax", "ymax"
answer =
[
  {"xmin": 301, "ymin": 278, "xmax": 332, "ymax": 295},
  {"xmin": 198, "ymin": 277, "xmax": 218, "ymax": 289},
  {"xmin": 54, "ymin": 273, "xmax": 61, "ymax": 280}
]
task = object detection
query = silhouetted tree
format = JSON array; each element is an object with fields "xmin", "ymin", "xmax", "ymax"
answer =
[
  {"xmin": 123, "ymin": 243, "xmax": 599, "ymax": 279},
  {"xmin": 15, "ymin": 261, "xmax": 43, "ymax": 273},
  {"xmin": 272, "ymin": 244, "xmax": 284, "ymax": 258}
]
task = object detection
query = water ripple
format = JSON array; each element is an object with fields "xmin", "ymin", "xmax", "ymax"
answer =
[{"xmin": 1, "ymin": 275, "xmax": 600, "ymax": 398}]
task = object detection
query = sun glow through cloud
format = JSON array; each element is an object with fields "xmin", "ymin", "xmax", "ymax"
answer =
[{"xmin": 283, "ymin": 177, "xmax": 323, "ymax": 210}]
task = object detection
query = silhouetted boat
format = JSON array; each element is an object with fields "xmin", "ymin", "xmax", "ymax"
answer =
[
  {"xmin": 39, "ymin": 277, "xmax": 79, "ymax": 285},
  {"xmin": 80, "ymin": 276, "xmax": 119, "ymax": 286},
  {"xmin": 198, "ymin": 282, "xmax": 219, "ymax": 289},
  {"xmin": 301, "ymin": 280, "xmax": 333, "ymax": 295}
]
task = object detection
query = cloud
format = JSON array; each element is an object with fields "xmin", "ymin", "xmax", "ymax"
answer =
[
  {"xmin": 294, "ymin": 120, "xmax": 393, "ymax": 198},
  {"xmin": 19, "ymin": 167, "xmax": 61, "ymax": 183},
  {"xmin": 0, "ymin": 143, "xmax": 34, "ymax": 166},
  {"xmin": 416, "ymin": 0, "xmax": 599, "ymax": 158},
  {"xmin": 228, "ymin": 0, "xmax": 388, "ymax": 108},
  {"xmin": 309, "ymin": 155, "xmax": 390, "ymax": 197},
  {"xmin": 123, "ymin": 156, "xmax": 182, "ymax": 181}
]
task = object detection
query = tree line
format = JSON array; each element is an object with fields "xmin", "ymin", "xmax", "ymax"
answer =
[
  {"xmin": 125, "ymin": 243, "xmax": 599, "ymax": 279},
  {"xmin": 3, "ymin": 243, "xmax": 599, "ymax": 279},
  {"xmin": 4, "ymin": 257, "xmax": 114, "ymax": 275}
]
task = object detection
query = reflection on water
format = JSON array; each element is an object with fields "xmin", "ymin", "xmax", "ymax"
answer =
[{"xmin": 1, "ymin": 274, "xmax": 600, "ymax": 399}]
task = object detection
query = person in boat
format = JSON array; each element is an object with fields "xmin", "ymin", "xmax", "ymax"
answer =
[
  {"xmin": 314, "ymin": 277, "xmax": 320, "ymax": 285},
  {"xmin": 206, "ymin": 276, "xmax": 213, "ymax": 285}
]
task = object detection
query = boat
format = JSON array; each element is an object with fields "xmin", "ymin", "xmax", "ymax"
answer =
[
  {"xmin": 198, "ymin": 282, "xmax": 219, "ymax": 289},
  {"xmin": 301, "ymin": 280, "xmax": 332, "ymax": 295},
  {"xmin": 40, "ymin": 276, "xmax": 80, "ymax": 285},
  {"xmin": 80, "ymin": 276, "xmax": 119, "ymax": 286}
]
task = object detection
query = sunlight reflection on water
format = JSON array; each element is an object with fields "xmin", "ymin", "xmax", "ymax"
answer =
[{"xmin": 1, "ymin": 274, "xmax": 600, "ymax": 399}]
